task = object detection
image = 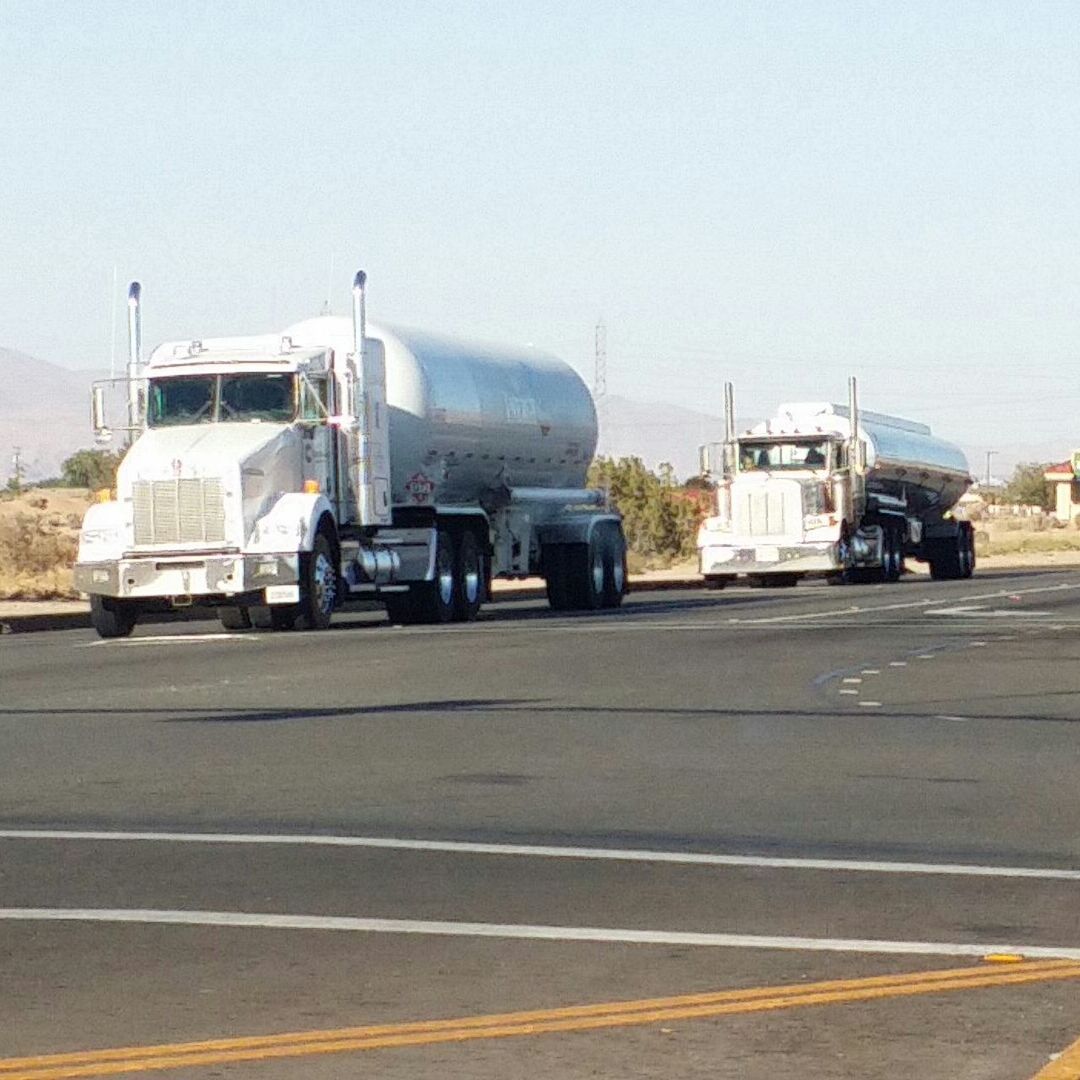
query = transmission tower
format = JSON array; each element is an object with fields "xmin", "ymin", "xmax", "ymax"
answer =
[
  {"xmin": 593, "ymin": 320, "xmax": 607, "ymax": 398},
  {"xmin": 10, "ymin": 446, "xmax": 24, "ymax": 493}
]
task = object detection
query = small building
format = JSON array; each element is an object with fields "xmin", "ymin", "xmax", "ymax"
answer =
[{"xmin": 1044, "ymin": 460, "xmax": 1080, "ymax": 522}]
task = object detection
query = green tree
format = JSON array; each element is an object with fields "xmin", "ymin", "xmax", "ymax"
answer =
[
  {"xmin": 1002, "ymin": 462, "xmax": 1053, "ymax": 510},
  {"xmin": 61, "ymin": 449, "xmax": 123, "ymax": 490},
  {"xmin": 587, "ymin": 456, "xmax": 702, "ymax": 562}
]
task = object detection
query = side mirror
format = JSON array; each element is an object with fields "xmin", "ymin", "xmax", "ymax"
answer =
[{"xmin": 91, "ymin": 385, "xmax": 112, "ymax": 442}]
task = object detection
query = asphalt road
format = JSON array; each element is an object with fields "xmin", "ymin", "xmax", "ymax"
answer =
[{"xmin": 2, "ymin": 570, "xmax": 1080, "ymax": 1079}]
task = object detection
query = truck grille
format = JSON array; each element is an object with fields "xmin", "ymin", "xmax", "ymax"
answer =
[
  {"xmin": 733, "ymin": 481, "xmax": 801, "ymax": 538},
  {"xmin": 132, "ymin": 478, "xmax": 226, "ymax": 546}
]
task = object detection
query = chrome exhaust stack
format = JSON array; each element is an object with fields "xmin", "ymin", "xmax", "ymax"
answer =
[
  {"xmin": 126, "ymin": 282, "xmax": 144, "ymax": 443},
  {"xmin": 723, "ymin": 381, "xmax": 736, "ymax": 476},
  {"xmin": 350, "ymin": 270, "xmax": 375, "ymax": 525}
]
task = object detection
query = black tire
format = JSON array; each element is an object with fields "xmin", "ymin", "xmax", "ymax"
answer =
[
  {"xmin": 386, "ymin": 528, "xmax": 457, "ymax": 625},
  {"xmin": 959, "ymin": 521, "xmax": 975, "ymax": 579},
  {"xmin": 704, "ymin": 576, "xmax": 731, "ymax": 590},
  {"xmin": 568, "ymin": 537, "xmax": 605, "ymax": 610},
  {"xmin": 455, "ymin": 528, "xmax": 484, "ymax": 621},
  {"xmin": 882, "ymin": 526, "xmax": 902, "ymax": 583},
  {"xmin": 928, "ymin": 527, "xmax": 966, "ymax": 581},
  {"xmin": 750, "ymin": 573, "xmax": 799, "ymax": 588},
  {"xmin": 297, "ymin": 530, "xmax": 338, "ymax": 630},
  {"xmin": 90, "ymin": 595, "xmax": 138, "ymax": 639},
  {"xmin": 544, "ymin": 544, "xmax": 574, "ymax": 611},
  {"xmin": 600, "ymin": 523, "xmax": 627, "ymax": 608},
  {"xmin": 217, "ymin": 606, "xmax": 251, "ymax": 631},
  {"xmin": 249, "ymin": 604, "xmax": 297, "ymax": 630}
]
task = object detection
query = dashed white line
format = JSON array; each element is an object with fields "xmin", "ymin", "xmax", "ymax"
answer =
[
  {"xmin": 3, "ymin": 908, "xmax": 1080, "ymax": 960},
  {"xmin": 4, "ymin": 830, "xmax": 1077, "ymax": 881},
  {"xmin": 858, "ymin": 701, "xmax": 883, "ymax": 708}
]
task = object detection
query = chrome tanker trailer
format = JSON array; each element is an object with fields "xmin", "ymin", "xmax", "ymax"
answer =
[
  {"xmin": 697, "ymin": 379, "xmax": 974, "ymax": 587},
  {"xmin": 75, "ymin": 272, "xmax": 626, "ymax": 637}
]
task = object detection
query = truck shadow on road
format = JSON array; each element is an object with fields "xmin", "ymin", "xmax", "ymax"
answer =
[{"xmin": 3, "ymin": 697, "xmax": 1078, "ymax": 724}]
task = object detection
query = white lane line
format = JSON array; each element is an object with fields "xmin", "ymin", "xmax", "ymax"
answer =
[
  {"xmin": 842, "ymin": 677, "xmax": 863, "ymax": 684},
  {"xmin": 2, "ymin": 908, "xmax": 1079, "ymax": 959},
  {"xmin": 861, "ymin": 669, "xmax": 880, "ymax": 675},
  {"xmin": 78, "ymin": 633, "xmax": 253, "ymax": 647},
  {"xmin": 839, "ymin": 689, "xmax": 859, "ymax": 696},
  {"xmin": 3, "ymin": 830, "xmax": 1079, "ymax": 881},
  {"xmin": 858, "ymin": 701, "xmax": 883, "ymax": 708},
  {"xmin": 727, "ymin": 580, "xmax": 1080, "ymax": 626},
  {"xmin": 889, "ymin": 661, "xmax": 908, "ymax": 667},
  {"xmin": 936, "ymin": 716, "xmax": 970, "ymax": 723}
]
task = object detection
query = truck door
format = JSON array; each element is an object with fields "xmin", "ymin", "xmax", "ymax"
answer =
[{"xmin": 299, "ymin": 372, "xmax": 336, "ymax": 509}]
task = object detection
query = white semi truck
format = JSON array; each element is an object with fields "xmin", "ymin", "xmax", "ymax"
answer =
[
  {"xmin": 75, "ymin": 273, "xmax": 626, "ymax": 638},
  {"xmin": 697, "ymin": 380, "xmax": 974, "ymax": 587}
]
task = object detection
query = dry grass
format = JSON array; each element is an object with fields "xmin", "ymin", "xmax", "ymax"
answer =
[{"xmin": 0, "ymin": 489, "xmax": 87, "ymax": 600}]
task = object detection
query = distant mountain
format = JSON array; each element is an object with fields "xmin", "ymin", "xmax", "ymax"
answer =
[
  {"xmin": 0, "ymin": 347, "xmax": 725, "ymax": 486},
  {"xmin": 595, "ymin": 394, "xmax": 725, "ymax": 482},
  {"xmin": 0, "ymin": 348, "xmax": 107, "ymax": 482}
]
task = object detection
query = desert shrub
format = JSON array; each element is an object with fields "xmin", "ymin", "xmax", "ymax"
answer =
[
  {"xmin": 0, "ymin": 509, "xmax": 79, "ymax": 599},
  {"xmin": 588, "ymin": 456, "xmax": 701, "ymax": 564}
]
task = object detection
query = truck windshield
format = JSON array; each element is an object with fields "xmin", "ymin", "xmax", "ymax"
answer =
[
  {"xmin": 739, "ymin": 441, "xmax": 829, "ymax": 471},
  {"xmin": 148, "ymin": 374, "xmax": 296, "ymax": 427}
]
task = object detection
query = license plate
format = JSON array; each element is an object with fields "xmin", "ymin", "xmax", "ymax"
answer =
[
  {"xmin": 755, "ymin": 546, "xmax": 780, "ymax": 563},
  {"xmin": 265, "ymin": 584, "xmax": 300, "ymax": 605}
]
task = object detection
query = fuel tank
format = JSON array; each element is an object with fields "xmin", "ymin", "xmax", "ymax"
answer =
[
  {"xmin": 286, "ymin": 316, "xmax": 598, "ymax": 507},
  {"xmin": 759, "ymin": 402, "xmax": 972, "ymax": 515}
]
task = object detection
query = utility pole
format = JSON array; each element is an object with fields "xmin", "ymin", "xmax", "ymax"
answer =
[
  {"xmin": 10, "ymin": 446, "xmax": 24, "ymax": 493},
  {"xmin": 984, "ymin": 450, "xmax": 996, "ymax": 488},
  {"xmin": 593, "ymin": 319, "xmax": 607, "ymax": 398}
]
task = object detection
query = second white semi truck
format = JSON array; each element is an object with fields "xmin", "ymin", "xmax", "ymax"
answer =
[
  {"xmin": 697, "ymin": 380, "xmax": 974, "ymax": 587},
  {"xmin": 75, "ymin": 273, "xmax": 627, "ymax": 637}
]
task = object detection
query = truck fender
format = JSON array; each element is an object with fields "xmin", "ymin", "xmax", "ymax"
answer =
[
  {"xmin": 248, "ymin": 492, "xmax": 336, "ymax": 554},
  {"xmin": 76, "ymin": 500, "xmax": 128, "ymax": 563},
  {"xmin": 537, "ymin": 513, "xmax": 622, "ymax": 548}
]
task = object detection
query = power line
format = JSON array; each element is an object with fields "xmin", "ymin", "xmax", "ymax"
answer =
[{"xmin": 594, "ymin": 319, "xmax": 607, "ymax": 398}]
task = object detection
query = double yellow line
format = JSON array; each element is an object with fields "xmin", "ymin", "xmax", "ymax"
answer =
[{"xmin": 3, "ymin": 959, "xmax": 1079, "ymax": 1079}]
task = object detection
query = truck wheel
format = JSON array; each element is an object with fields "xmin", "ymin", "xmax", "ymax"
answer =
[
  {"xmin": 90, "ymin": 595, "xmax": 138, "ymax": 639},
  {"xmin": 704, "ymin": 576, "xmax": 732, "ymax": 590},
  {"xmin": 386, "ymin": 528, "xmax": 457, "ymax": 625},
  {"xmin": 928, "ymin": 535, "xmax": 961, "ymax": 580},
  {"xmin": 297, "ymin": 531, "xmax": 338, "ymax": 630},
  {"xmin": 249, "ymin": 605, "xmax": 297, "ymax": 630},
  {"xmin": 544, "ymin": 544, "xmax": 574, "ymax": 611},
  {"xmin": 455, "ymin": 528, "xmax": 484, "ymax": 621},
  {"xmin": 567, "ymin": 536, "xmax": 605, "ymax": 610},
  {"xmin": 218, "ymin": 606, "xmax": 251, "ymax": 630},
  {"xmin": 600, "ymin": 523, "xmax": 627, "ymax": 608},
  {"xmin": 882, "ymin": 527, "xmax": 902, "ymax": 583},
  {"xmin": 959, "ymin": 522, "xmax": 975, "ymax": 578}
]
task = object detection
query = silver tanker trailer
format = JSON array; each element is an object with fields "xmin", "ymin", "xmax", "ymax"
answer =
[
  {"xmin": 697, "ymin": 379, "xmax": 974, "ymax": 587},
  {"xmin": 75, "ymin": 272, "xmax": 626, "ymax": 638}
]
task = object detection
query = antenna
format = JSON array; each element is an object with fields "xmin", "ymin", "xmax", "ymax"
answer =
[
  {"xmin": 109, "ymin": 265, "xmax": 118, "ymax": 380},
  {"xmin": 321, "ymin": 252, "xmax": 336, "ymax": 316},
  {"xmin": 593, "ymin": 319, "xmax": 607, "ymax": 398}
]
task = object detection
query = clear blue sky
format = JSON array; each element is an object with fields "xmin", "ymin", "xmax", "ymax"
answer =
[{"xmin": 2, "ymin": 0, "xmax": 1079, "ymax": 473}]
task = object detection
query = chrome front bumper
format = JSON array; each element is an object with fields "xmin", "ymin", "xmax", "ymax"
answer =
[
  {"xmin": 699, "ymin": 541, "xmax": 839, "ymax": 576},
  {"xmin": 74, "ymin": 553, "xmax": 300, "ymax": 600}
]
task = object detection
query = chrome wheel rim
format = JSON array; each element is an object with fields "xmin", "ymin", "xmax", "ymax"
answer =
[
  {"xmin": 463, "ymin": 558, "xmax": 480, "ymax": 605},
  {"xmin": 612, "ymin": 550, "xmax": 625, "ymax": 594},
  {"xmin": 592, "ymin": 549, "xmax": 605, "ymax": 596},
  {"xmin": 438, "ymin": 550, "xmax": 454, "ymax": 606},
  {"xmin": 313, "ymin": 551, "xmax": 336, "ymax": 615}
]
